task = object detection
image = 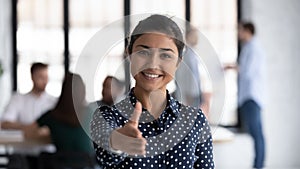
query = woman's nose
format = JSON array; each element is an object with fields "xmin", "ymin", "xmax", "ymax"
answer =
[{"xmin": 147, "ymin": 52, "xmax": 160, "ymax": 69}]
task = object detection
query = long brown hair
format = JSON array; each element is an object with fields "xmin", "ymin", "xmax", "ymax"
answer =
[{"xmin": 51, "ymin": 72, "xmax": 86, "ymax": 127}]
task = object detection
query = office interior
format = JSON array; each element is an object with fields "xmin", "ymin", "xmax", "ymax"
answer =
[{"xmin": 0, "ymin": 0, "xmax": 299, "ymax": 168}]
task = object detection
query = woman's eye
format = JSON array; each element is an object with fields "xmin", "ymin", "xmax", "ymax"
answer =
[
  {"xmin": 161, "ymin": 53, "xmax": 172, "ymax": 59},
  {"xmin": 137, "ymin": 50, "xmax": 150, "ymax": 56}
]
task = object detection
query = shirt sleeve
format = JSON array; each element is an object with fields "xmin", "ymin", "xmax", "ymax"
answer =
[
  {"xmin": 194, "ymin": 110, "xmax": 215, "ymax": 169},
  {"xmin": 1, "ymin": 93, "xmax": 22, "ymax": 122},
  {"xmin": 90, "ymin": 106, "xmax": 127, "ymax": 168}
]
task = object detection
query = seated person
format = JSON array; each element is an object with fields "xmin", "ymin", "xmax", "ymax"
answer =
[
  {"xmin": 86, "ymin": 76, "xmax": 125, "ymax": 116},
  {"xmin": 1, "ymin": 62, "xmax": 57, "ymax": 132},
  {"xmin": 96, "ymin": 76, "xmax": 125, "ymax": 107},
  {"xmin": 85, "ymin": 76, "xmax": 125, "ymax": 134},
  {"xmin": 24, "ymin": 73, "xmax": 93, "ymax": 154}
]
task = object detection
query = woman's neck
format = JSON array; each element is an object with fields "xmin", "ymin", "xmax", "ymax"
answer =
[{"xmin": 133, "ymin": 87, "xmax": 167, "ymax": 119}]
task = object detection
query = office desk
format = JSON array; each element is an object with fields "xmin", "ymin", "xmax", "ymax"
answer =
[
  {"xmin": 1, "ymin": 127, "xmax": 233, "ymax": 154},
  {"xmin": 211, "ymin": 126, "xmax": 235, "ymax": 143},
  {"xmin": 0, "ymin": 130, "xmax": 55, "ymax": 155}
]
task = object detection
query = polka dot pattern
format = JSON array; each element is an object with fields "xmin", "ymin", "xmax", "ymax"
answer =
[{"xmin": 91, "ymin": 89, "xmax": 214, "ymax": 168}]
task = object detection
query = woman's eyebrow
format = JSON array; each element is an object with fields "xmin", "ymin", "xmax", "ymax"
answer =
[
  {"xmin": 159, "ymin": 48, "xmax": 175, "ymax": 53},
  {"xmin": 136, "ymin": 45, "xmax": 150, "ymax": 49},
  {"xmin": 136, "ymin": 45, "xmax": 175, "ymax": 53}
]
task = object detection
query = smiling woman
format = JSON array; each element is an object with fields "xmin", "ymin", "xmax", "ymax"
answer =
[
  {"xmin": 91, "ymin": 14, "xmax": 214, "ymax": 168},
  {"xmin": 130, "ymin": 33, "xmax": 179, "ymax": 95}
]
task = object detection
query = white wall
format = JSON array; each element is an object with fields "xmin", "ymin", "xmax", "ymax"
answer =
[
  {"xmin": 215, "ymin": 0, "xmax": 300, "ymax": 168},
  {"xmin": 0, "ymin": 0, "xmax": 12, "ymax": 116},
  {"xmin": 242, "ymin": 0, "xmax": 300, "ymax": 168}
]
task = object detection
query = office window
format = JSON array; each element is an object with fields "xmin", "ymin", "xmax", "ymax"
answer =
[
  {"xmin": 69, "ymin": 0, "xmax": 124, "ymax": 101},
  {"xmin": 191, "ymin": 0, "xmax": 238, "ymax": 125},
  {"xmin": 17, "ymin": 0, "xmax": 64, "ymax": 97},
  {"xmin": 131, "ymin": 0, "xmax": 185, "ymax": 18}
]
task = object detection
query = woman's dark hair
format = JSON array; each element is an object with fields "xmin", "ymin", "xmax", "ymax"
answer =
[
  {"xmin": 51, "ymin": 72, "xmax": 86, "ymax": 126},
  {"xmin": 127, "ymin": 14, "xmax": 185, "ymax": 58}
]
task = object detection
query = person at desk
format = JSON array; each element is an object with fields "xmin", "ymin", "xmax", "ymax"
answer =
[
  {"xmin": 1, "ymin": 62, "xmax": 57, "ymax": 131},
  {"xmin": 25, "ymin": 73, "xmax": 93, "ymax": 153},
  {"xmin": 86, "ymin": 76, "xmax": 125, "ymax": 122},
  {"xmin": 85, "ymin": 76, "xmax": 125, "ymax": 136},
  {"xmin": 24, "ymin": 72, "xmax": 93, "ymax": 153},
  {"xmin": 97, "ymin": 76, "xmax": 125, "ymax": 107}
]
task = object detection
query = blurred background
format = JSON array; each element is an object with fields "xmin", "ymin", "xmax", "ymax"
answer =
[{"xmin": 0, "ymin": 0, "xmax": 299, "ymax": 168}]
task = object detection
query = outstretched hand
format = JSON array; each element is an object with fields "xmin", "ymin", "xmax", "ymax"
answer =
[{"xmin": 110, "ymin": 102, "xmax": 147, "ymax": 155}]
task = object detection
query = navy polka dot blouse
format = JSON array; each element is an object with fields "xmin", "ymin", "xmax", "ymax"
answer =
[{"xmin": 91, "ymin": 89, "xmax": 214, "ymax": 169}]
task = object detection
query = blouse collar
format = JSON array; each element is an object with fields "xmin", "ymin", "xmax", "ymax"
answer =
[{"xmin": 127, "ymin": 88, "xmax": 180, "ymax": 118}]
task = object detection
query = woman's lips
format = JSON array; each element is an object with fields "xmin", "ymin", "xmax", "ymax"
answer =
[{"xmin": 142, "ymin": 72, "xmax": 162, "ymax": 80}]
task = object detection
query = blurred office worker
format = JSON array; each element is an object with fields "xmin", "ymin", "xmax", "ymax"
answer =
[
  {"xmin": 86, "ymin": 76, "xmax": 125, "ymax": 118},
  {"xmin": 98, "ymin": 76, "xmax": 125, "ymax": 106},
  {"xmin": 225, "ymin": 22, "xmax": 266, "ymax": 169},
  {"xmin": 1, "ymin": 62, "xmax": 57, "ymax": 130},
  {"xmin": 175, "ymin": 27, "xmax": 212, "ymax": 118},
  {"xmin": 85, "ymin": 75, "xmax": 125, "ymax": 138},
  {"xmin": 24, "ymin": 73, "xmax": 93, "ymax": 153}
]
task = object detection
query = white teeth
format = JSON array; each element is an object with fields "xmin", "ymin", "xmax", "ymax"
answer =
[{"xmin": 144, "ymin": 73, "xmax": 159, "ymax": 78}]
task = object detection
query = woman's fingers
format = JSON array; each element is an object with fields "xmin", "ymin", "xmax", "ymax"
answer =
[
  {"xmin": 128, "ymin": 101, "xmax": 142, "ymax": 128},
  {"xmin": 111, "ymin": 130, "xmax": 147, "ymax": 155},
  {"xmin": 110, "ymin": 101, "xmax": 147, "ymax": 155}
]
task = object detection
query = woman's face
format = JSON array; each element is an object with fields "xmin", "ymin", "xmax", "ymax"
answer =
[{"xmin": 130, "ymin": 33, "xmax": 180, "ymax": 92}]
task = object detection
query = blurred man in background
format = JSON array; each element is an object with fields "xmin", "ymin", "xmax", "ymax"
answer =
[
  {"xmin": 1, "ymin": 62, "xmax": 57, "ymax": 132},
  {"xmin": 225, "ymin": 22, "xmax": 265, "ymax": 169}
]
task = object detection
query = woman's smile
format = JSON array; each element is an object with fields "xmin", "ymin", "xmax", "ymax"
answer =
[
  {"xmin": 141, "ymin": 69, "xmax": 163, "ymax": 80},
  {"xmin": 130, "ymin": 33, "xmax": 179, "ymax": 92}
]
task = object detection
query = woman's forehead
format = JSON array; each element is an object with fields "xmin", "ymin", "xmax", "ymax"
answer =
[{"xmin": 132, "ymin": 33, "xmax": 179, "ymax": 53}]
